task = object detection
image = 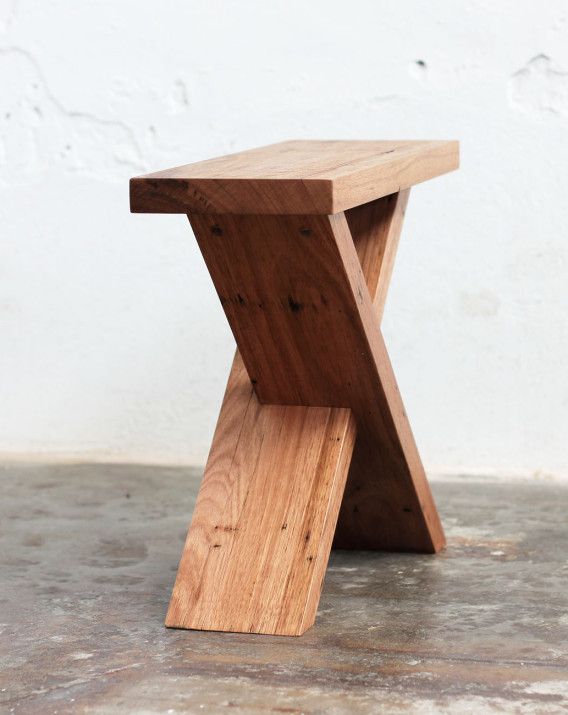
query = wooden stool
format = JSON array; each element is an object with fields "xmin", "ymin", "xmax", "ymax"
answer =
[{"xmin": 130, "ymin": 140, "xmax": 459, "ymax": 636}]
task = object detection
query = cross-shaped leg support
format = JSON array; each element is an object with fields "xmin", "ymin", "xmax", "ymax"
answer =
[{"xmin": 166, "ymin": 190, "xmax": 445, "ymax": 635}]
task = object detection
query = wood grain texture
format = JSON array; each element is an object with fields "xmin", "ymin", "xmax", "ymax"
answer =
[
  {"xmin": 130, "ymin": 140, "xmax": 458, "ymax": 215},
  {"xmin": 189, "ymin": 209, "xmax": 445, "ymax": 554},
  {"xmin": 347, "ymin": 189, "xmax": 409, "ymax": 320},
  {"xmin": 334, "ymin": 190, "xmax": 427, "ymax": 549},
  {"xmin": 166, "ymin": 353, "xmax": 356, "ymax": 636}
]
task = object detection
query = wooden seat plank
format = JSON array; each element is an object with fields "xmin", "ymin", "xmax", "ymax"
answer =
[{"xmin": 130, "ymin": 140, "xmax": 458, "ymax": 215}]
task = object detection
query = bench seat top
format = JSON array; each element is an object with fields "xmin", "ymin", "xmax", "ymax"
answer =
[{"xmin": 130, "ymin": 139, "xmax": 459, "ymax": 215}]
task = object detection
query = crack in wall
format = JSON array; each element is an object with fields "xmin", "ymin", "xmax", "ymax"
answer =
[
  {"xmin": 0, "ymin": 0, "xmax": 18, "ymax": 32},
  {"xmin": 0, "ymin": 45, "xmax": 146, "ymax": 185}
]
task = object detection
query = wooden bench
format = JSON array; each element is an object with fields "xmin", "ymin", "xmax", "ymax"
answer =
[{"xmin": 130, "ymin": 139, "xmax": 459, "ymax": 635}]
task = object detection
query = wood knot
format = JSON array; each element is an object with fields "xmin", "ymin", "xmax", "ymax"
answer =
[{"xmin": 288, "ymin": 296, "xmax": 303, "ymax": 313}]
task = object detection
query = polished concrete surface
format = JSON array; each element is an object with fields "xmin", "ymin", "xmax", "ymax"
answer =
[{"xmin": 1, "ymin": 463, "xmax": 567, "ymax": 714}]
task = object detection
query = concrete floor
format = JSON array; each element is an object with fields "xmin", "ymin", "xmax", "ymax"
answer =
[{"xmin": 1, "ymin": 464, "xmax": 568, "ymax": 714}]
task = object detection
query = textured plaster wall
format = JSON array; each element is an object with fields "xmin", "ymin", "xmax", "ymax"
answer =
[{"xmin": 1, "ymin": 1, "xmax": 567, "ymax": 476}]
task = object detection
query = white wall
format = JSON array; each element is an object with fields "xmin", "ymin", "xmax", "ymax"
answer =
[{"xmin": 1, "ymin": 1, "xmax": 567, "ymax": 477}]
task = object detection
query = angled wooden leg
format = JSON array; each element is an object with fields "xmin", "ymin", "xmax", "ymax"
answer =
[
  {"xmin": 335, "ymin": 191, "xmax": 445, "ymax": 552},
  {"xmin": 167, "ymin": 195, "xmax": 444, "ymax": 635},
  {"xmin": 347, "ymin": 189, "xmax": 410, "ymax": 321},
  {"xmin": 186, "ymin": 208, "xmax": 443, "ymax": 574},
  {"xmin": 179, "ymin": 195, "xmax": 444, "ymax": 557},
  {"xmin": 166, "ymin": 353, "xmax": 356, "ymax": 635}
]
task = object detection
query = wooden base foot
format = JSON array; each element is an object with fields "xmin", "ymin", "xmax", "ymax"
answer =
[{"xmin": 166, "ymin": 354, "xmax": 356, "ymax": 635}]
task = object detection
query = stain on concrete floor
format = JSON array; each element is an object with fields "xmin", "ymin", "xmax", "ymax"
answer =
[{"xmin": 1, "ymin": 464, "xmax": 567, "ymax": 714}]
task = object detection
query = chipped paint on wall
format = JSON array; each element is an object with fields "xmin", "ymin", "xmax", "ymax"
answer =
[{"xmin": 509, "ymin": 55, "xmax": 568, "ymax": 116}]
